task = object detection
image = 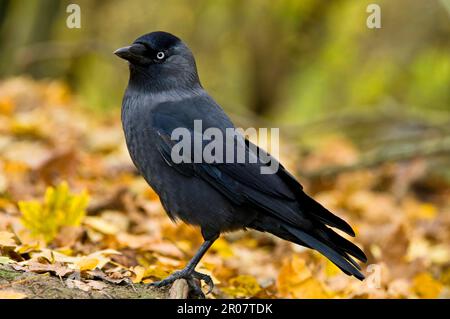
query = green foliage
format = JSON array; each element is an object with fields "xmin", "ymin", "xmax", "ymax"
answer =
[
  {"xmin": 19, "ymin": 182, "xmax": 89, "ymax": 243},
  {"xmin": 407, "ymin": 49, "xmax": 450, "ymax": 111}
]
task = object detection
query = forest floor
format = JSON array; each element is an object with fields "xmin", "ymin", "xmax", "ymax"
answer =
[
  {"xmin": 0, "ymin": 77, "xmax": 449, "ymax": 299},
  {"xmin": 0, "ymin": 264, "xmax": 170, "ymax": 299}
]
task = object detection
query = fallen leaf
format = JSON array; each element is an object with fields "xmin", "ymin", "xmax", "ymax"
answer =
[
  {"xmin": 131, "ymin": 265, "xmax": 145, "ymax": 283},
  {"xmin": 412, "ymin": 273, "xmax": 443, "ymax": 298},
  {"xmin": 66, "ymin": 279, "xmax": 92, "ymax": 292},
  {"xmin": 86, "ymin": 280, "xmax": 108, "ymax": 290},
  {"xmin": 76, "ymin": 257, "xmax": 99, "ymax": 271},
  {"xmin": 84, "ymin": 216, "xmax": 119, "ymax": 235},
  {"xmin": 0, "ymin": 290, "xmax": 27, "ymax": 299},
  {"xmin": 407, "ymin": 238, "xmax": 450, "ymax": 265},
  {"xmin": 0, "ymin": 256, "xmax": 13, "ymax": 264},
  {"xmin": 88, "ymin": 269, "xmax": 131, "ymax": 285},
  {"xmin": 0, "ymin": 231, "xmax": 16, "ymax": 247},
  {"xmin": 141, "ymin": 265, "xmax": 171, "ymax": 281},
  {"xmin": 222, "ymin": 275, "xmax": 262, "ymax": 298},
  {"xmin": 277, "ymin": 255, "xmax": 331, "ymax": 298},
  {"xmin": 211, "ymin": 238, "xmax": 234, "ymax": 259},
  {"xmin": 13, "ymin": 261, "xmax": 73, "ymax": 277}
]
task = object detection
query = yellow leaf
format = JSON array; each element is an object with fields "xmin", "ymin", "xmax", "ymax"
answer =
[
  {"xmin": 82, "ymin": 249, "xmax": 120, "ymax": 269},
  {"xmin": 222, "ymin": 275, "xmax": 262, "ymax": 298},
  {"xmin": 142, "ymin": 265, "xmax": 171, "ymax": 281},
  {"xmin": 277, "ymin": 255, "xmax": 312, "ymax": 293},
  {"xmin": 76, "ymin": 257, "xmax": 99, "ymax": 271},
  {"xmin": 10, "ymin": 119, "xmax": 45, "ymax": 139},
  {"xmin": 325, "ymin": 259, "xmax": 341, "ymax": 277},
  {"xmin": 211, "ymin": 238, "xmax": 234, "ymax": 258},
  {"xmin": 0, "ymin": 96, "xmax": 15, "ymax": 115},
  {"xmin": 291, "ymin": 277, "xmax": 331, "ymax": 299},
  {"xmin": 19, "ymin": 181, "xmax": 89, "ymax": 243},
  {"xmin": 15, "ymin": 241, "xmax": 44, "ymax": 254},
  {"xmin": 0, "ymin": 290, "xmax": 27, "ymax": 299},
  {"xmin": 131, "ymin": 265, "xmax": 146, "ymax": 283},
  {"xmin": 0, "ymin": 231, "xmax": 16, "ymax": 247},
  {"xmin": 415, "ymin": 204, "xmax": 437, "ymax": 220},
  {"xmin": 441, "ymin": 268, "xmax": 450, "ymax": 286},
  {"xmin": 412, "ymin": 273, "xmax": 443, "ymax": 298},
  {"xmin": 277, "ymin": 255, "xmax": 331, "ymax": 298}
]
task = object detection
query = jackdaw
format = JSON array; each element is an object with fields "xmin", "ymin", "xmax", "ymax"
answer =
[{"xmin": 115, "ymin": 31, "xmax": 367, "ymax": 296}]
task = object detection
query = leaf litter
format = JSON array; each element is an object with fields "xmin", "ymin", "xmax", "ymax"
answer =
[{"xmin": 0, "ymin": 77, "xmax": 448, "ymax": 298}]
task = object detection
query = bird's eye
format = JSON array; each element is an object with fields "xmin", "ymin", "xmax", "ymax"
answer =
[{"xmin": 156, "ymin": 51, "xmax": 165, "ymax": 60}]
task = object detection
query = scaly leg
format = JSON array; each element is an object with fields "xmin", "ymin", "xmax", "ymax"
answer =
[{"xmin": 151, "ymin": 238, "xmax": 217, "ymax": 297}]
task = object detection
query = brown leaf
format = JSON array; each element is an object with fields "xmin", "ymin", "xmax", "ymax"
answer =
[{"xmin": 0, "ymin": 231, "xmax": 16, "ymax": 247}]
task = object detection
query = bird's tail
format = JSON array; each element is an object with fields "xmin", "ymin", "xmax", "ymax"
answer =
[{"xmin": 250, "ymin": 214, "xmax": 367, "ymax": 280}]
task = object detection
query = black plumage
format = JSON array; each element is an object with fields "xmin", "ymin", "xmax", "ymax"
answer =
[{"xmin": 115, "ymin": 31, "xmax": 367, "ymax": 295}]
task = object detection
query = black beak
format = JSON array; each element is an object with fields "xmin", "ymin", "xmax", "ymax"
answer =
[
  {"xmin": 114, "ymin": 46, "xmax": 133, "ymax": 60},
  {"xmin": 114, "ymin": 43, "xmax": 148, "ymax": 63}
]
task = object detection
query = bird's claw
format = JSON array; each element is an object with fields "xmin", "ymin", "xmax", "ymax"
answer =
[{"xmin": 150, "ymin": 269, "xmax": 214, "ymax": 298}]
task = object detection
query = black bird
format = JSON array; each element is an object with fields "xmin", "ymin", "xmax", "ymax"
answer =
[{"xmin": 115, "ymin": 31, "xmax": 367, "ymax": 296}]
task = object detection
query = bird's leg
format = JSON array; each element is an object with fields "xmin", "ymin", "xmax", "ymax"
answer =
[{"xmin": 150, "ymin": 237, "xmax": 217, "ymax": 296}]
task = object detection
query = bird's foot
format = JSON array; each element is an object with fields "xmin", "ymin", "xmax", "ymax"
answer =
[{"xmin": 151, "ymin": 269, "xmax": 214, "ymax": 298}]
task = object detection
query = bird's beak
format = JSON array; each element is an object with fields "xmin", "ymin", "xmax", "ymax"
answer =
[
  {"xmin": 114, "ymin": 43, "xmax": 147, "ymax": 64},
  {"xmin": 114, "ymin": 46, "xmax": 133, "ymax": 60}
]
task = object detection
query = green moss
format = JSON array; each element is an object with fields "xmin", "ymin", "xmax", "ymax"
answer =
[{"xmin": 0, "ymin": 268, "xmax": 20, "ymax": 280}]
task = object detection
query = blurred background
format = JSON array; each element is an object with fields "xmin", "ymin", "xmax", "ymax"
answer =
[{"xmin": 0, "ymin": 0, "xmax": 449, "ymax": 298}]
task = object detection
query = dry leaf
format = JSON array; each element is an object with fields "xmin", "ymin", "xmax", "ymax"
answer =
[
  {"xmin": 131, "ymin": 265, "xmax": 145, "ymax": 283},
  {"xmin": 211, "ymin": 238, "xmax": 234, "ymax": 258},
  {"xmin": 0, "ymin": 231, "xmax": 16, "ymax": 247},
  {"xmin": 0, "ymin": 290, "xmax": 27, "ymax": 299},
  {"xmin": 0, "ymin": 256, "xmax": 13, "ymax": 264},
  {"xmin": 277, "ymin": 255, "xmax": 331, "ymax": 298},
  {"xmin": 86, "ymin": 280, "xmax": 108, "ymax": 290},
  {"xmin": 222, "ymin": 275, "xmax": 262, "ymax": 298},
  {"xmin": 13, "ymin": 261, "xmax": 73, "ymax": 277},
  {"xmin": 84, "ymin": 216, "xmax": 119, "ymax": 235},
  {"xmin": 412, "ymin": 273, "xmax": 443, "ymax": 298},
  {"xmin": 66, "ymin": 279, "xmax": 92, "ymax": 292},
  {"xmin": 76, "ymin": 257, "xmax": 99, "ymax": 271}
]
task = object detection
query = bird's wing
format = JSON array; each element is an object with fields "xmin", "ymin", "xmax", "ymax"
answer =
[
  {"xmin": 152, "ymin": 106, "xmax": 353, "ymax": 235},
  {"xmin": 155, "ymin": 126, "xmax": 303, "ymax": 225}
]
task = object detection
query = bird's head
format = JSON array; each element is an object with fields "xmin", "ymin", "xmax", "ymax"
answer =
[{"xmin": 115, "ymin": 31, "xmax": 201, "ymax": 91}]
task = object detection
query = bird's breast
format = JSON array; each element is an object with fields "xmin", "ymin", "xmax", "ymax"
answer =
[
  {"xmin": 121, "ymin": 94, "xmax": 161, "ymax": 183},
  {"xmin": 120, "ymin": 91, "xmax": 256, "ymax": 233}
]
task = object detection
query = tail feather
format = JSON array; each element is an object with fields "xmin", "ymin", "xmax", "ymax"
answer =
[
  {"xmin": 344, "ymin": 253, "xmax": 362, "ymax": 270},
  {"xmin": 317, "ymin": 227, "xmax": 367, "ymax": 263},
  {"xmin": 283, "ymin": 224, "xmax": 365, "ymax": 280},
  {"xmin": 300, "ymin": 192, "xmax": 355, "ymax": 237}
]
